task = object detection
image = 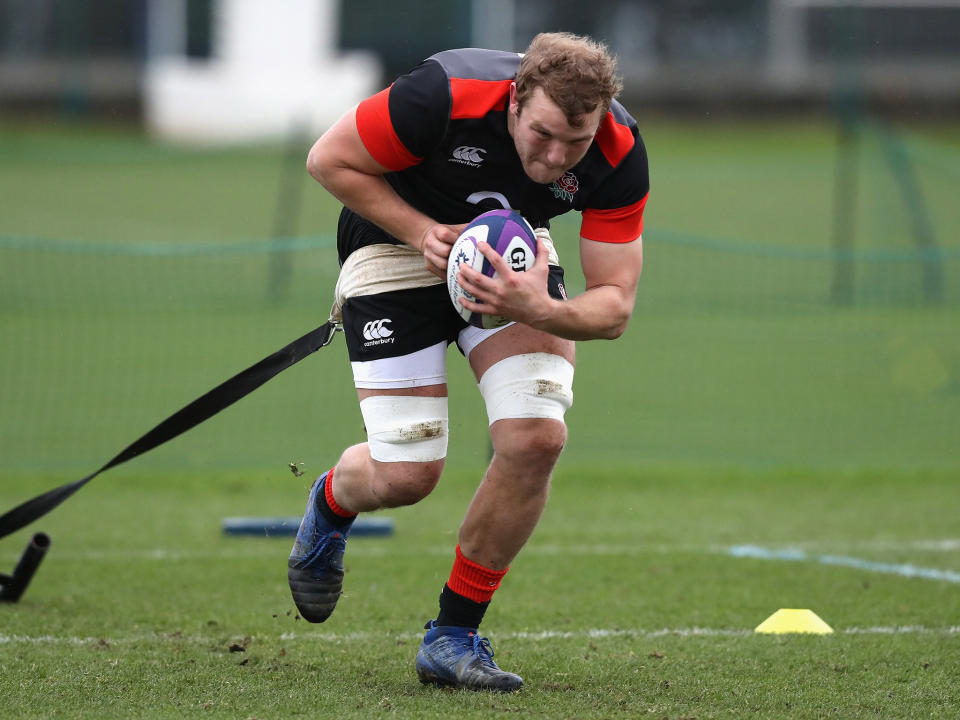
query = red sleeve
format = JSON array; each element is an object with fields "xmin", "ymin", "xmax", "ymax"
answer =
[
  {"xmin": 580, "ymin": 193, "xmax": 648, "ymax": 243},
  {"xmin": 449, "ymin": 78, "xmax": 510, "ymax": 119},
  {"xmin": 594, "ymin": 111, "xmax": 636, "ymax": 167},
  {"xmin": 355, "ymin": 87, "xmax": 422, "ymax": 172}
]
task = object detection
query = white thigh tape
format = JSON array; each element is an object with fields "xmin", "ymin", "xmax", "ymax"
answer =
[
  {"xmin": 478, "ymin": 353, "xmax": 574, "ymax": 425},
  {"xmin": 359, "ymin": 395, "xmax": 449, "ymax": 463}
]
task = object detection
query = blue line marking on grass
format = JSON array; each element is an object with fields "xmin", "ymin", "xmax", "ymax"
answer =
[{"xmin": 729, "ymin": 544, "xmax": 960, "ymax": 584}]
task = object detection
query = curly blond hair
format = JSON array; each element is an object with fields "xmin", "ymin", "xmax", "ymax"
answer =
[{"xmin": 515, "ymin": 32, "xmax": 623, "ymax": 127}]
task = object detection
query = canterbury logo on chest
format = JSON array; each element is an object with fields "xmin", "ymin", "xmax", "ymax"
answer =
[{"xmin": 449, "ymin": 146, "xmax": 486, "ymax": 167}]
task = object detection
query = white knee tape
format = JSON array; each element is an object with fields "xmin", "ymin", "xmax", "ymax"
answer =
[
  {"xmin": 359, "ymin": 395, "xmax": 449, "ymax": 463},
  {"xmin": 478, "ymin": 353, "xmax": 574, "ymax": 425}
]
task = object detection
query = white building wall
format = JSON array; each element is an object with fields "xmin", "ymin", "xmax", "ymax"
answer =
[{"xmin": 143, "ymin": 0, "xmax": 381, "ymax": 144}]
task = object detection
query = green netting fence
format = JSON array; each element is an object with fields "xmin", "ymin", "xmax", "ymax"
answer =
[
  {"xmin": 1, "ymin": 117, "xmax": 958, "ymax": 477},
  {"xmin": 2, "ymin": 228, "xmax": 957, "ymax": 478}
]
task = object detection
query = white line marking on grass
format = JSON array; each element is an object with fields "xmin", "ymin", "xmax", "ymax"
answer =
[
  {"xmin": 4, "ymin": 538, "xmax": 957, "ymax": 564},
  {"xmin": 723, "ymin": 538, "xmax": 960, "ymax": 553},
  {"xmin": 0, "ymin": 543, "xmax": 698, "ymax": 563},
  {"xmin": 506, "ymin": 628, "xmax": 753, "ymax": 639},
  {"xmin": 4, "ymin": 626, "xmax": 959, "ymax": 647},
  {"xmin": 523, "ymin": 544, "xmax": 707, "ymax": 555},
  {"xmin": 504, "ymin": 626, "xmax": 960, "ymax": 639},
  {"xmin": 861, "ymin": 538, "xmax": 960, "ymax": 552},
  {"xmin": 729, "ymin": 544, "xmax": 960, "ymax": 583}
]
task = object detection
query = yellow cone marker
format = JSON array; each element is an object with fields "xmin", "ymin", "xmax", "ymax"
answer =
[{"xmin": 755, "ymin": 608, "xmax": 834, "ymax": 634}]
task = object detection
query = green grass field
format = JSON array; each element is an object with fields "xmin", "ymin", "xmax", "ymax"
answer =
[
  {"xmin": 1, "ymin": 117, "xmax": 959, "ymax": 718},
  {"xmin": 3, "ymin": 468, "xmax": 958, "ymax": 718}
]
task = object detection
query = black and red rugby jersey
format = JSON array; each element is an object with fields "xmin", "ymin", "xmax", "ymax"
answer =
[{"xmin": 348, "ymin": 47, "xmax": 649, "ymax": 257}]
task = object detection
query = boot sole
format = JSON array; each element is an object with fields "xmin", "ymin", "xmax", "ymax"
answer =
[{"xmin": 287, "ymin": 564, "xmax": 343, "ymax": 623}]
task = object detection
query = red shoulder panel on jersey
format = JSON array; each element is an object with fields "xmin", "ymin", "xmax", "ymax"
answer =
[
  {"xmin": 355, "ymin": 86, "xmax": 422, "ymax": 171},
  {"xmin": 580, "ymin": 193, "xmax": 648, "ymax": 243},
  {"xmin": 449, "ymin": 78, "xmax": 510, "ymax": 120},
  {"xmin": 594, "ymin": 111, "xmax": 636, "ymax": 168}
]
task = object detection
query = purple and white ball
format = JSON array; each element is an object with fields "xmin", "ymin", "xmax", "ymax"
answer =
[{"xmin": 446, "ymin": 209, "xmax": 538, "ymax": 328}]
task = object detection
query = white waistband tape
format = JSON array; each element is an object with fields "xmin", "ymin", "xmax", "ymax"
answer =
[
  {"xmin": 359, "ymin": 395, "xmax": 449, "ymax": 463},
  {"xmin": 478, "ymin": 353, "xmax": 574, "ymax": 425},
  {"xmin": 330, "ymin": 233, "xmax": 559, "ymax": 324},
  {"xmin": 331, "ymin": 244, "xmax": 441, "ymax": 323}
]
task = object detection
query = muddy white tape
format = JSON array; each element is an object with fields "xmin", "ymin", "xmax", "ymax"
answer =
[
  {"xmin": 478, "ymin": 353, "xmax": 574, "ymax": 425},
  {"xmin": 359, "ymin": 395, "xmax": 449, "ymax": 462},
  {"xmin": 331, "ymin": 244, "xmax": 440, "ymax": 323}
]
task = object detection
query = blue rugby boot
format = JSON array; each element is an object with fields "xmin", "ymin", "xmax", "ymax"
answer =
[
  {"xmin": 415, "ymin": 621, "xmax": 524, "ymax": 692},
  {"xmin": 287, "ymin": 471, "xmax": 353, "ymax": 623}
]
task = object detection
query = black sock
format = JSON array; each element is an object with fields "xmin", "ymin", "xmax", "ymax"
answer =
[
  {"xmin": 316, "ymin": 478, "xmax": 353, "ymax": 528},
  {"xmin": 436, "ymin": 584, "xmax": 489, "ymax": 629}
]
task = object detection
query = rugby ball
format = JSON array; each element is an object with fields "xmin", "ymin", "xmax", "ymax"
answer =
[{"xmin": 446, "ymin": 209, "xmax": 537, "ymax": 328}]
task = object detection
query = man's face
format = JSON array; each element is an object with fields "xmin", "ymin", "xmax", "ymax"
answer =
[{"xmin": 508, "ymin": 84, "xmax": 604, "ymax": 185}]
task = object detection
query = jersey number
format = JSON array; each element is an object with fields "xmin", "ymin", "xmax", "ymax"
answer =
[{"xmin": 466, "ymin": 191, "xmax": 513, "ymax": 210}]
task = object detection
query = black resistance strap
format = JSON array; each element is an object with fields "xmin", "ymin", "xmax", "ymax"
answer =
[{"xmin": 0, "ymin": 321, "xmax": 339, "ymax": 540}]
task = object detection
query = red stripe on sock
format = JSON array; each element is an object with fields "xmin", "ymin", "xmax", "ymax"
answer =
[
  {"xmin": 446, "ymin": 545, "xmax": 508, "ymax": 603},
  {"xmin": 324, "ymin": 467, "xmax": 357, "ymax": 519}
]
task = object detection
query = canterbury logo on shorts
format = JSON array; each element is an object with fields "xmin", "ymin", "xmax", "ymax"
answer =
[{"xmin": 362, "ymin": 318, "xmax": 395, "ymax": 345}]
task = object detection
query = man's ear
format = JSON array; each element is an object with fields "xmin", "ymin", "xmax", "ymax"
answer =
[{"xmin": 509, "ymin": 82, "xmax": 520, "ymax": 116}]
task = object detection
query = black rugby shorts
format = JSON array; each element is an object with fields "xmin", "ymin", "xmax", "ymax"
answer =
[{"xmin": 341, "ymin": 265, "xmax": 568, "ymax": 363}]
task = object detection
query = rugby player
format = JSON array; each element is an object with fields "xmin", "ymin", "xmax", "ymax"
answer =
[{"xmin": 288, "ymin": 32, "xmax": 649, "ymax": 692}]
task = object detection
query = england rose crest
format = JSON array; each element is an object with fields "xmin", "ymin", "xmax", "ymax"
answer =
[{"xmin": 550, "ymin": 172, "xmax": 579, "ymax": 203}]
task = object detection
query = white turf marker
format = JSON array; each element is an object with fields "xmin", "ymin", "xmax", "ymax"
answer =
[
  {"xmin": 729, "ymin": 544, "xmax": 960, "ymax": 584},
  {"xmin": 3, "ymin": 625, "xmax": 960, "ymax": 647},
  {"xmin": 6, "ymin": 537, "xmax": 959, "ymax": 565},
  {"xmin": 6, "ymin": 538, "xmax": 959, "ymax": 563}
]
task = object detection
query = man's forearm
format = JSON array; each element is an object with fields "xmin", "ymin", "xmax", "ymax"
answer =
[{"xmin": 528, "ymin": 284, "xmax": 634, "ymax": 341}]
